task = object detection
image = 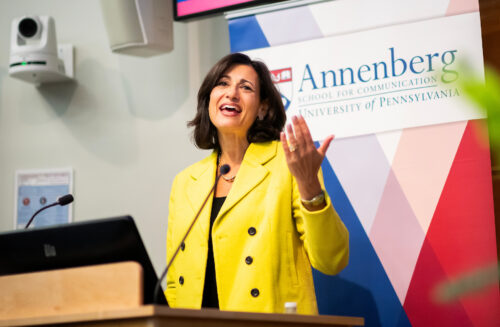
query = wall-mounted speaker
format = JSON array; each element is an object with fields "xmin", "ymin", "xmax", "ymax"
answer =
[{"xmin": 100, "ymin": 0, "xmax": 173, "ymax": 57}]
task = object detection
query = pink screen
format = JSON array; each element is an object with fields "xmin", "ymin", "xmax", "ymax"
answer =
[{"xmin": 177, "ymin": 0, "xmax": 254, "ymax": 17}]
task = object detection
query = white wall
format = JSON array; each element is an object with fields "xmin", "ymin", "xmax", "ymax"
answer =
[{"xmin": 0, "ymin": 0, "xmax": 230, "ymax": 275}]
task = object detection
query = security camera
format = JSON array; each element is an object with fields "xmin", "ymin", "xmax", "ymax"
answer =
[{"xmin": 9, "ymin": 16, "xmax": 74, "ymax": 85}]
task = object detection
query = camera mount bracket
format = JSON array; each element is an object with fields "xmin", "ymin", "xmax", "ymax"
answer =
[{"xmin": 9, "ymin": 44, "xmax": 74, "ymax": 86}]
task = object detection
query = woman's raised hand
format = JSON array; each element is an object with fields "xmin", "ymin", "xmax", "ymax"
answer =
[{"xmin": 280, "ymin": 116, "xmax": 334, "ymax": 202}]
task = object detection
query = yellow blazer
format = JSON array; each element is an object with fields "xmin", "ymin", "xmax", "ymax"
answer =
[{"xmin": 165, "ymin": 140, "xmax": 349, "ymax": 314}]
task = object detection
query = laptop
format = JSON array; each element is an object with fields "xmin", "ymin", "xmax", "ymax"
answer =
[{"xmin": 0, "ymin": 215, "xmax": 167, "ymax": 305}]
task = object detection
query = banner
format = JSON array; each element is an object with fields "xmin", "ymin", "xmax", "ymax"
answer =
[
  {"xmin": 245, "ymin": 13, "xmax": 485, "ymax": 140},
  {"xmin": 228, "ymin": 1, "xmax": 499, "ymax": 326}
]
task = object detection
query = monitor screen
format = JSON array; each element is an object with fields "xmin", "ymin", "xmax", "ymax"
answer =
[
  {"xmin": 0, "ymin": 216, "xmax": 167, "ymax": 305},
  {"xmin": 174, "ymin": 0, "xmax": 285, "ymax": 21}
]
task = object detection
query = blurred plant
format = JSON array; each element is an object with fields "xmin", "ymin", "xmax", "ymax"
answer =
[
  {"xmin": 432, "ymin": 64, "xmax": 500, "ymax": 304},
  {"xmin": 433, "ymin": 263, "xmax": 500, "ymax": 304},
  {"xmin": 459, "ymin": 64, "xmax": 500, "ymax": 162}
]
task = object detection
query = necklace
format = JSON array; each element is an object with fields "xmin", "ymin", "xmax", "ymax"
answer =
[
  {"xmin": 217, "ymin": 151, "xmax": 236, "ymax": 183},
  {"xmin": 222, "ymin": 174, "xmax": 236, "ymax": 182}
]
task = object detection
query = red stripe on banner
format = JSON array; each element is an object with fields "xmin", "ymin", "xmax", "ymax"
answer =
[
  {"xmin": 404, "ymin": 120, "xmax": 499, "ymax": 327},
  {"xmin": 404, "ymin": 237, "xmax": 473, "ymax": 326}
]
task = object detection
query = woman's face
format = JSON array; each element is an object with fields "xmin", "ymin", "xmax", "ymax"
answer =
[{"xmin": 208, "ymin": 64, "xmax": 266, "ymax": 139}]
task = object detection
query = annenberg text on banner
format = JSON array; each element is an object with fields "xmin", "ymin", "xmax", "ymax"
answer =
[{"xmin": 245, "ymin": 12, "xmax": 485, "ymax": 141}]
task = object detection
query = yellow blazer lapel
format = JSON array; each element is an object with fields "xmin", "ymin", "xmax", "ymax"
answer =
[
  {"xmin": 187, "ymin": 151, "xmax": 218, "ymax": 241},
  {"xmin": 217, "ymin": 141, "xmax": 278, "ymax": 219}
]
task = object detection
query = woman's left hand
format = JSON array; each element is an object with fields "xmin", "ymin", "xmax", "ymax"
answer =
[{"xmin": 280, "ymin": 115, "xmax": 334, "ymax": 202}]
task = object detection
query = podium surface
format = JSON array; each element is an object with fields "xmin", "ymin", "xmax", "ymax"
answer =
[
  {"xmin": 0, "ymin": 224, "xmax": 364, "ymax": 327},
  {"xmin": 0, "ymin": 305, "xmax": 364, "ymax": 327}
]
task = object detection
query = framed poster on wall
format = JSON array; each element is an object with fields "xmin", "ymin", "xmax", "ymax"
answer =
[{"xmin": 14, "ymin": 168, "xmax": 73, "ymax": 229}]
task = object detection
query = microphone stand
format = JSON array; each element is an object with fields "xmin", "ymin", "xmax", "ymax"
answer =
[
  {"xmin": 25, "ymin": 203, "xmax": 59, "ymax": 229},
  {"xmin": 24, "ymin": 194, "xmax": 74, "ymax": 229}
]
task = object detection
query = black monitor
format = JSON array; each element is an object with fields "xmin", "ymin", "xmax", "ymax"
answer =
[{"xmin": 0, "ymin": 215, "xmax": 167, "ymax": 305}]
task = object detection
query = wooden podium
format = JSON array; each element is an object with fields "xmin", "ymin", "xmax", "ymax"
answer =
[{"xmin": 0, "ymin": 262, "xmax": 364, "ymax": 327}]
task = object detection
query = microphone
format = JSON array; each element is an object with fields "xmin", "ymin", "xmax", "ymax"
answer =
[
  {"xmin": 57, "ymin": 194, "xmax": 74, "ymax": 206},
  {"xmin": 220, "ymin": 164, "xmax": 230, "ymax": 175},
  {"xmin": 154, "ymin": 164, "xmax": 231, "ymax": 304},
  {"xmin": 24, "ymin": 194, "xmax": 74, "ymax": 229}
]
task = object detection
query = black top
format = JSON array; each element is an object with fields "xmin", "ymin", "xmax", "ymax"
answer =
[{"xmin": 202, "ymin": 196, "xmax": 226, "ymax": 308}]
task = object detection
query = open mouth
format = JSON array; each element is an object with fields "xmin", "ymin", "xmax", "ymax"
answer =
[{"xmin": 220, "ymin": 104, "xmax": 242, "ymax": 113}]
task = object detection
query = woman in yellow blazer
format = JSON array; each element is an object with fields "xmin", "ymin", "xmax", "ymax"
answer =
[{"xmin": 165, "ymin": 53, "xmax": 349, "ymax": 315}]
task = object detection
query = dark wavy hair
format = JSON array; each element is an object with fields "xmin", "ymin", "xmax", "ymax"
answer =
[{"xmin": 188, "ymin": 53, "xmax": 286, "ymax": 149}]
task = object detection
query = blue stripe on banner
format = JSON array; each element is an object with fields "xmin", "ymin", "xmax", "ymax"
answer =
[
  {"xmin": 255, "ymin": 5, "xmax": 323, "ymax": 46},
  {"xmin": 228, "ymin": 16, "xmax": 270, "ymax": 53},
  {"xmin": 317, "ymin": 149, "xmax": 412, "ymax": 327}
]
